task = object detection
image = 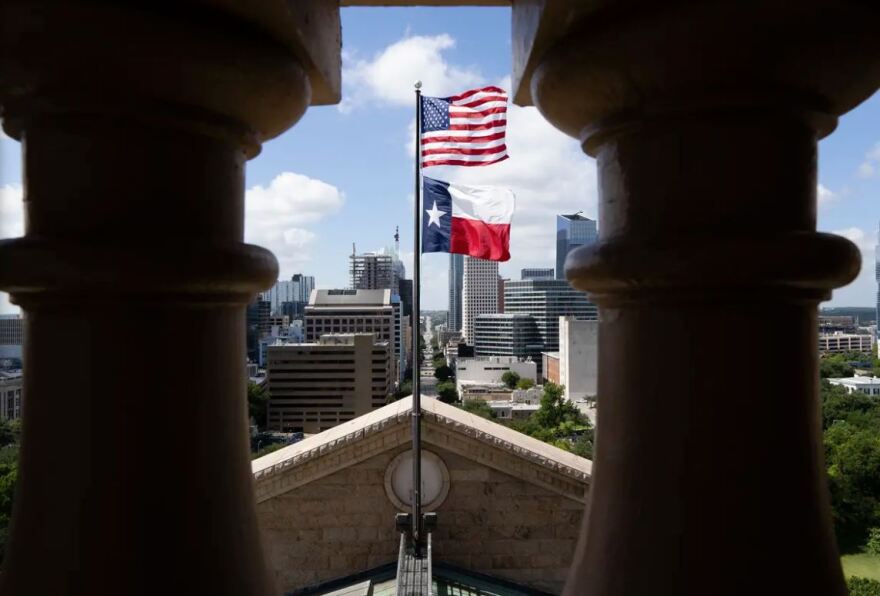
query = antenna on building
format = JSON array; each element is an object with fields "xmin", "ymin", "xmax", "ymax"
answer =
[
  {"xmin": 394, "ymin": 226, "xmax": 400, "ymax": 259},
  {"xmin": 352, "ymin": 242, "xmax": 356, "ymax": 257}
]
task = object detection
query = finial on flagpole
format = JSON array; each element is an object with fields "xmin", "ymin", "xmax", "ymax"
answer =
[{"xmin": 414, "ymin": 80, "xmax": 422, "ymax": 90}]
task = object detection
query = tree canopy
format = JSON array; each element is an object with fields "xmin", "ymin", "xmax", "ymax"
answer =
[
  {"xmin": 501, "ymin": 371, "xmax": 520, "ymax": 389},
  {"xmin": 516, "ymin": 378, "xmax": 535, "ymax": 390},
  {"xmin": 436, "ymin": 381, "xmax": 458, "ymax": 404}
]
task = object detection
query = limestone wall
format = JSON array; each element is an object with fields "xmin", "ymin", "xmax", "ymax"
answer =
[{"xmin": 256, "ymin": 444, "xmax": 586, "ymax": 594}]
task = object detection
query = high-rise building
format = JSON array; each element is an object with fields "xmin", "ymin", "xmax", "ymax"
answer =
[
  {"xmin": 350, "ymin": 252, "xmax": 397, "ymax": 295},
  {"xmin": 556, "ymin": 213, "xmax": 598, "ymax": 280},
  {"xmin": 448, "ymin": 254, "xmax": 464, "ymax": 332},
  {"xmin": 473, "ymin": 314, "xmax": 543, "ymax": 364},
  {"xmin": 266, "ymin": 334, "xmax": 392, "ymax": 433},
  {"xmin": 504, "ymin": 279, "xmax": 597, "ymax": 352},
  {"xmin": 876, "ymin": 224, "xmax": 880, "ymax": 325},
  {"xmin": 521, "ymin": 268, "xmax": 555, "ymax": 280},
  {"xmin": 462, "ymin": 257, "xmax": 499, "ymax": 344},
  {"xmin": 399, "ymin": 278, "xmax": 413, "ymax": 321},
  {"xmin": 262, "ymin": 274, "xmax": 315, "ymax": 317},
  {"xmin": 0, "ymin": 371, "xmax": 22, "ymax": 421},
  {"xmin": 246, "ymin": 299, "xmax": 271, "ymax": 362},
  {"xmin": 0, "ymin": 315, "xmax": 23, "ymax": 346},
  {"xmin": 498, "ymin": 277, "xmax": 508, "ymax": 313},
  {"xmin": 305, "ymin": 289, "xmax": 401, "ymax": 383}
]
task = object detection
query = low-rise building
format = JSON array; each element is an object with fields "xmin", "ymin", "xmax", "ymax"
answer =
[
  {"xmin": 827, "ymin": 376, "xmax": 880, "ymax": 397},
  {"xmin": 458, "ymin": 382, "xmax": 512, "ymax": 402},
  {"xmin": 455, "ymin": 356, "xmax": 537, "ymax": 396},
  {"xmin": 819, "ymin": 333, "xmax": 873, "ymax": 354},
  {"xmin": 543, "ymin": 351, "xmax": 560, "ymax": 384},
  {"xmin": 486, "ymin": 400, "xmax": 540, "ymax": 420},
  {"xmin": 266, "ymin": 334, "xmax": 392, "ymax": 433}
]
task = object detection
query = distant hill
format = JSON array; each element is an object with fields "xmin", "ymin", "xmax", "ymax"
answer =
[{"xmin": 820, "ymin": 307, "xmax": 876, "ymax": 325}]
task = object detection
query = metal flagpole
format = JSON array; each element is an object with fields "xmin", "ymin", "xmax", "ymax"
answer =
[{"xmin": 411, "ymin": 80, "xmax": 423, "ymax": 555}]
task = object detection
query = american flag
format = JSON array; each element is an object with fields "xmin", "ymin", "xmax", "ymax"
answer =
[{"xmin": 420, "ymin": 86, "xmax": 508, "ymax": 168}]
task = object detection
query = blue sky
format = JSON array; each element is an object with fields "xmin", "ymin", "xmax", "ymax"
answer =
[{"xmin": 1, "ymin": 6, "xmax": 879, "ymax": 313}]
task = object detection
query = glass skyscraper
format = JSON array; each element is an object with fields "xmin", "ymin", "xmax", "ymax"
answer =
[
  {"xmin": 503, "ymin": 279, "xmax": 598, "ymax": 351},
  {"xmin": 556, "ymin": 213, "xmax": 598, "ymax": 280},
  {"xmin": 448, "ymin": 254, "xmax": 464, "ymax": 332}
]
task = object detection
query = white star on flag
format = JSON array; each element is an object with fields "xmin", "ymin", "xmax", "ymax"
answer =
[{"xmin": 426, "ymin": 201, "xmax": 445, "ymax": 227}]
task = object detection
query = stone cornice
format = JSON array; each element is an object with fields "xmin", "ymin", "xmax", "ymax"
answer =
[{"xmin": 252, "ymin": 397, "xmax": 591, "ymax": 503}]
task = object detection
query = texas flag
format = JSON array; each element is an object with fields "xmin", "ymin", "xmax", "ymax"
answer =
[{"xmin": 422, "ymin": 176, "xmax": 515, "ymax": 262}]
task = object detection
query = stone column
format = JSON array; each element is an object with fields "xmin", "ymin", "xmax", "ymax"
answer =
[
  {"xmin": 0, "ymin": 3, "xmax": 338, "ymax": 594},
  {"xmin": 521, "ymin": 3, "xmax": 880, "ymax": 595}
]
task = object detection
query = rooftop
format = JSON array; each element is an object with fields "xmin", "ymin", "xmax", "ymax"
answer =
[{"xmin": 309, "ymin": 289, "xmax": 391, "ymax": 307}]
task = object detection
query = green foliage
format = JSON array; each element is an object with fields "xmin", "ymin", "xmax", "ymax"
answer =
[
  {"xmin": 506, "ymin": 383, "xmax": 593, "ymax": 458},
  {"xmin": 820, "ymin": 354, "xmax": 855, "ymax": 379},
  {"xmin": 457, "ymin": 399, "xmax": 495, "ymax": 419},
  {"xmin": 501, "ymin": 371, "xmax": 520, "ymax": 389},
  {"xmin": 821, "ymin": 382, "xmax": 880, "ymax": 550},
  {"xmin": 391, "ymin": 381, "xmax": 413, "ymax": 402},
  {"xmin": 251, "ymin": 442, "xmax": 286, "ymax": 460},
  {"xmin": 434, "ymin": 364, "xmax": 454, "ymax": 382},
  {"xmin": 432, "ymin": 356, "xmax": 447, "ymax": 370},
  {"xmin": 436, "ymin": 381, "xmax": 458, "ymax": 404},
  {"xmin": 847, "ymin": 577, "xmax": 880, "ymax": 596},
  {"xmin": 516, "ymin": 378, "xmax": 535, "ymax": 390},
  {"xmin": 247, "ymin": 382, "xmax": 269, "ymax": 430},
  {"xmin": 867, "ymin": 528, "xmax": 880, "ymax": 556}
]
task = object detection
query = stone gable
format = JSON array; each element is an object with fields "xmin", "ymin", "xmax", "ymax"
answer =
[{"xmin": 252, "ymin": 397, "xmax": 591, "ymax": 594}]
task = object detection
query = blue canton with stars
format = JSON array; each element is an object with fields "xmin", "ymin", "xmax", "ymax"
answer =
[
  {"xmin": 422, "ymin": 176, "xmax": 452, "ymax": 254},
  {"xmin": 420, "ymin": 96, "xmax": 451, "ymax": 132}
]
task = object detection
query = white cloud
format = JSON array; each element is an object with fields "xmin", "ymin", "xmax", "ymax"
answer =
[
  {"xmin": 341, "ymin": 34, "xmax": 483, "ymax": 112},
  {"xmin": 832, "ymin": 226, "xmax": 873, "ymax": 252},
  {"xmin": 245, "ymin": 172, "xmax": 344, "ymax": 278},
  {"xmin": 817, "ymin": 184, "xmax": 836, "ymax": 206},
  {"xmin": 858, "ymin": 143, "xmax": 880, "ymax": 179}
]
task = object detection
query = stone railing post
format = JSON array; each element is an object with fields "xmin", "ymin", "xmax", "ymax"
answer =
[
  {"xmin": 515, "ymin": 2, "xmax": 880, "ymax": 595},
  {"xmin": 0, "ymin": 3, "xmax": 339, "ymax": 594}
]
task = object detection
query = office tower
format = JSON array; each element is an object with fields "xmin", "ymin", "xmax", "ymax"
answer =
[
  {"xmin": 521, "ymin": 268, "xmax": 555, "ymax": 281},
  {"xmin": 462, "ymin": 256, "xmax": 499, "ymax": 344},
  {"xmin": 0, "ymin": 315, "xmax": 23, "ymax": 361},
  {"xmin": 305, "ymin": 289, "xmax": 401, "ymax": 383},
  {"xmin": 246, "ymin": 299, "xmax": 271, "ymax": 362},
  {"xmin": 266, "ymin": 334, "xmax": 392, "ymax": 433},
  {"xmin": 263, "ymin": 274, "xmax": 315, "ymax": 318},
  {"xmin": 473, "ymin": 314, "xmax": 543, "ymax": 364},
  {"xmin": 504, "ymin": 279, "xmax": 597, "ymax": 352},
  {"xmin": 556, "ymin": 213, "xmax": 598, "ymax": 279},
  {"xmin": 448, "ymin": 254, "xmax": 464, "ymax": 332},
  {"xmin": 350, "ymin": 252, "xmax": 397, "ymax": 295},
  {"xmin": 399, "ymin": 278, "xmax": 414, "ymax": 321},
  {"xmin": 876, "ymin": 224, "xmax": 880, "ymax": 325},
  {"xmin": 0, "ymin": 371, "xmax": 22, "ymax": 421},
  {"xmin": 498, "ymin": 277, "xmax": 508, "ymax": 313}
]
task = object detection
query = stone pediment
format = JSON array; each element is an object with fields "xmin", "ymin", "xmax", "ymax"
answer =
[{"xmin": 252, "ymin": 396, "xmax": 591, "ymax": 504}]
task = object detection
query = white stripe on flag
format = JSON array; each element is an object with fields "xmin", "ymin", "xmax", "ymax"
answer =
[{"xmin": 448, "ymin": 182, "xmax": 515, "ymax": 224}]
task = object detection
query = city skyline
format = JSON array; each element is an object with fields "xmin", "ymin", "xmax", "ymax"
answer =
[{"xmin": 2, "ymin": 7, "xmax": 880, "ymax": 314}]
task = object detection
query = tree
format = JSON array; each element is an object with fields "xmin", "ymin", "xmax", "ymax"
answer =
[
  {"xmin": 434, "ymin": 364, "xmax": 454, "ymax": 382},
  {"xmin": 436, "ymin": 381, "xmax": 458, "ymax": 404},
  {"xmin": 432, "ymin": 356, "xmax": 447, "ymax": 370},
  {"xmin": 457, "ymin": 399, "xmax": 495, "ymax": 419},
  {"xmin": 390, "ymin": 380, "xmax": 412, "ymax": 402},
  {"xmin": 820, "ymin": 354, "xmax": 854, "ymax": 379},
  {"xmin": 516, "ymin": 378, "xmax": 535, "ymax": 390},
  {"xmin": 0, "ymin": 463, "xmax": 15, "ymax": 565},
  {"xmin": 501, "ymin": 371, "xmax": 520, "ymax": 389},
  {"xmin": 247, "ymin": 382, "xmax": 269, "ymax": 429},
  {"xmin": 820, "ymin": 380, "xmax": 880, "ymax": 550}
]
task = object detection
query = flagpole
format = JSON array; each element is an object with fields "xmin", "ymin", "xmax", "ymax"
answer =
[{"xmin": 411, "ymin": 80, "xmax": 423, "ymax": 555}]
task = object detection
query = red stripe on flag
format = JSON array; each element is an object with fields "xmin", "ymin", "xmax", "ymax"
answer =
[
  {"xmin": 446, "ymin": 86, "xmax": 506, "ymax": 102},
  {"xmin": 421, "ymin": 155, "xmax": 509, "ymax": 168},
  {"xmin": 422, "ymin": 144, "xmax": 507, "ymax": 157},
  {"xmin": 449, "ymin": 217, "xmax": 511, "ymax": 262},
  {"xmin": 421, "ymin": 131, "xmax": 506, "ymax": 145},
  {"xmin": 457, "ymin": 95, "xmax": 508, "ymax": 109},
  {"xmin": 447, "ymin": 120, "xmax": 507, "ymax": 132}
]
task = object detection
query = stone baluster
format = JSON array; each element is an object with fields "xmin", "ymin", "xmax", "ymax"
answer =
[
  {"xmin": 0, "ymin": 3, "xmax": 339, "ymax": 594},
  {"xmin": 515, "ymin": 2, "xmax": 880, "ymax": 594}
]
